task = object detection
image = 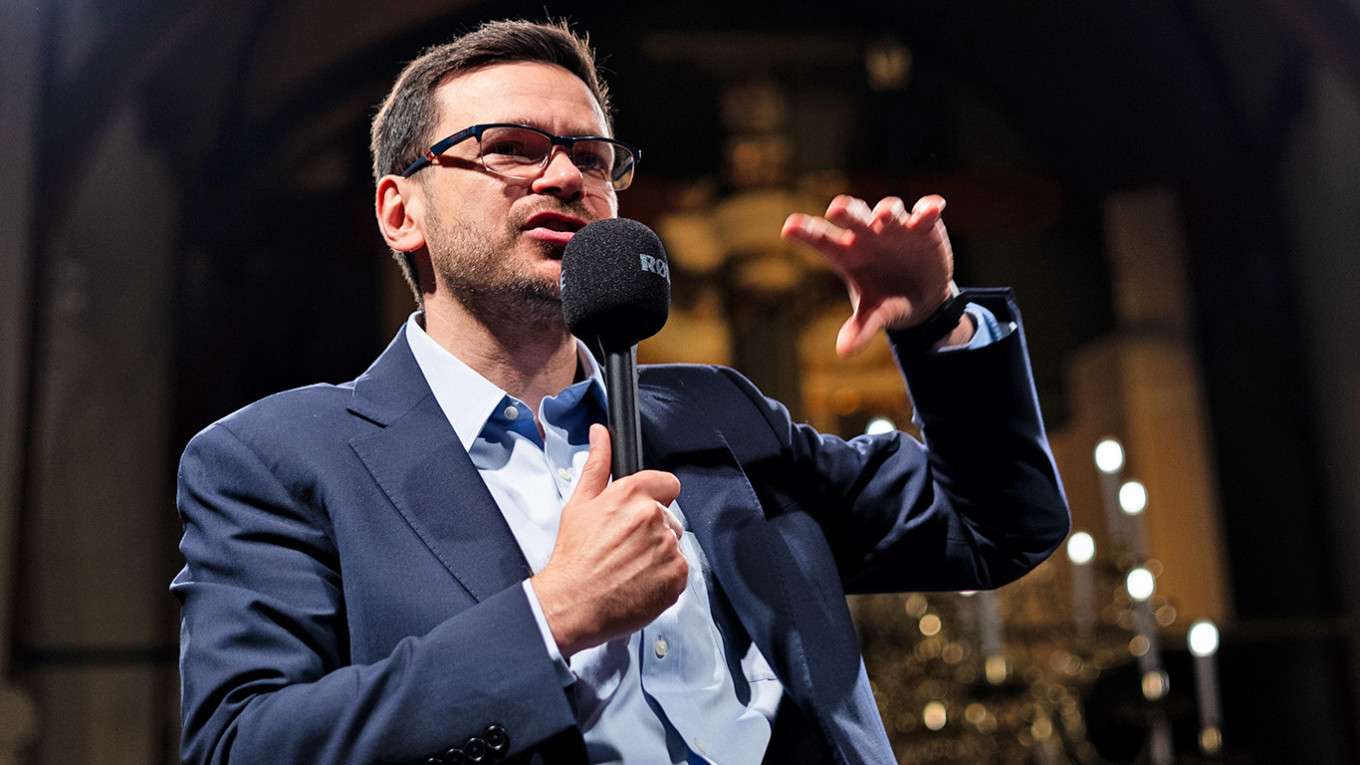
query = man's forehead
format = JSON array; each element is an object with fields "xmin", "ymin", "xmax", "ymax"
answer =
[{"xmin": 432, "ymin": 61, "xmax": 608, "ymax": 133}]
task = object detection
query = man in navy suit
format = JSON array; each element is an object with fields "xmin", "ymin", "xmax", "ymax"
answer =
[{"xmin": 173, "ymin": 19, "xmax": 1068, "ymax": 765}]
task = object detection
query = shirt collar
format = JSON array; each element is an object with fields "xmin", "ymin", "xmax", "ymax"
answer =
[{"xmin": 404, "ymin": 313, "xmax": 606, "ymax": 452}]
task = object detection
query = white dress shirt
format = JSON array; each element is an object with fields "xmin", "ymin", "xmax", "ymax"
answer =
[{"xmin": 405, "ymin": 317, "xmax": 781, "ymax": 764}]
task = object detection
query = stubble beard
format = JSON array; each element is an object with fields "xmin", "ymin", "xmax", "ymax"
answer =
[{"xmin": 425, "ymin": 204, "xmax": 567, "ymax": 336}]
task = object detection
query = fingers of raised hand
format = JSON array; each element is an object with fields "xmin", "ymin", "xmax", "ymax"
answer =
[
  {"xmin": 824, "ymin": 194, "xmax": 875, "ymax": 231},
  {"xmin": 781, "ymin": 212, "xmax": 852, "ymax": 255},
  {"xmin": 869, "ymin": 196, "xmax": 909, "ymax": 232},
  {"xmin": 907, "ymin": 195, "xmax": 947, "ymax": 229}
]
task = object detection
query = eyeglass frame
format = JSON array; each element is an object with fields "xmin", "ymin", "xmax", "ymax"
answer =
[{"xmin": 398, "ymin": 123, "xmax": 641, "ymax": 190}]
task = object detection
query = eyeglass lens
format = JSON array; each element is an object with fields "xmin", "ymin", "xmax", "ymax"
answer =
[{"xmin": 478, "ymin": 126, "xmax": 633, "ymax": 189}]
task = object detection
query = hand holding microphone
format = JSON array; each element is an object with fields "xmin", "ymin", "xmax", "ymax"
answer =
[
  {"xmin": 532, "ymin": 424, "xmax": 686, "ymax": 658},
  {"xmin": 531, "ymin": 218, "xmax": 684, "ymax": 657}
]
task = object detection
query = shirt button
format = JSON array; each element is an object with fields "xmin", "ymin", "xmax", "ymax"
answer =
[
  {"xmin": 557, "ymin": 467, "xmax": 573, "ymax": 481},
  {"xmin": 654, "ymin": 638, "xmax": 668, "ymax": 658},
  {"xmin": 503, "ymin": 405, "xmax": 519, "ymax": 420},
  {"xmin": 694, "ymin": 740, "xmax": 707, "ymax": 754}
]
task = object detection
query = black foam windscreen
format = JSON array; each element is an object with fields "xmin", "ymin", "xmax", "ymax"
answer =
[{"xmin": 560, "ymin": 218, "xmax": 671, "ymax": 350}]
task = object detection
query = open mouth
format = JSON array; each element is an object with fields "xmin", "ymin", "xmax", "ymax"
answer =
[{"xmin": 522, "ymin": 212, "xmax": 587, "ymax": 247}]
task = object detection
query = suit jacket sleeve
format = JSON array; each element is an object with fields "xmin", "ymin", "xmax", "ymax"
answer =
[
  {"xmin": 709, "ymin": 288, "xmax": 1069, "ymax": 593},
  {"xmin": 173, "ymin": 416, "xmax": 580, "ymax": 765}
]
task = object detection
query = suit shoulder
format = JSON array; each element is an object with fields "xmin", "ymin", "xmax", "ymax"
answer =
[
  {"xmin": 638, "ymin": 363, "xmax": 789, "ymax": 449},
  {"xmin": 221, "ymin": 380, "xmax": 356, "ymax": 424},
  {"xmin": 187, "ymin": 381, "xmax": 361, "ymax": 455},
  {"xmin": 638, "ymin": 363, "xmax": 754, "ymax": 395}
]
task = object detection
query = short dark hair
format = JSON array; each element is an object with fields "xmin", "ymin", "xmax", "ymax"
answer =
[{"xmin": 370, "ymin": 20, "xmax": 614, "ymax": 302}]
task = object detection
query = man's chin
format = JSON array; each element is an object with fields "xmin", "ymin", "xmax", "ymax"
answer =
[{"xmin": 508, "ymin": 275, "xmax": 565, "ymax": 314}]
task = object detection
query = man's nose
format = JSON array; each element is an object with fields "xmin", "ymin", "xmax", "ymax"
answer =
[{"xmin": 531, "ymin": 147, "xmax": 584, "ymax": 199}]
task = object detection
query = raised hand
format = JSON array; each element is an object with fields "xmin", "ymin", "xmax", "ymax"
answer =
[
  {"xmin": 530, "ymin": 424, "xmax": 687, "ymax": 658},
  {"xmin": 782, "ymin": 194, "xmax": 965, "ymax": 356}
]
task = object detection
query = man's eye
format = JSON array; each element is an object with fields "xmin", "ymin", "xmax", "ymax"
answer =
[
  {"xmin": 574, "ymin": 146, "xmax": 612, "ymax": 172},
  {"xmin": 484, "ymin": 140, "xmax": 532, "ymax": 157}
]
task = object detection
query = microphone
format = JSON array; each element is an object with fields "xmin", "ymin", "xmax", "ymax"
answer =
[{"xmin": 560, "ymin": 218, "xmax": 671, "ymax": 477}]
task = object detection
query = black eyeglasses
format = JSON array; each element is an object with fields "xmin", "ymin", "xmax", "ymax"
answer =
[{"xmin": 399, "ymin": 123, "xmax": 640, "ymax": 191}]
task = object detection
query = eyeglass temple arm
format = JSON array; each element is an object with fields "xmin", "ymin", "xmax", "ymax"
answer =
[{"xmin": 399, "ymin": 126, "xmax": 480, "ymax": 178}]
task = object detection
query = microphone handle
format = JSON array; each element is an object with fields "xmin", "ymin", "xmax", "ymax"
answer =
[{"xmin": 604, "ymin": 345, "xmax": 642, "ymax": 477}]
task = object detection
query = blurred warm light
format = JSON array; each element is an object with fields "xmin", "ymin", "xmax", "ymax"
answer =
[
  {"xmin": 1155, "ymin": 604, "xmax": 1178, "ymax": 627},
  {"xmin": 1049, "ymin": 651, "xmax": 1083, "ymax": 676},
  {"xmin": 865, "ymin": 37, "xmax": 913, "ymax": 91},
  {"xmin": 1094, "ymin": 438, "xmax": 1124, "ymax": 474},
  {"xmin": 1129, "ymin": 635, "xmax": 1151, "ymax": 656},
  {"xmin": 1201, "ymin": 726, "xmax": 1223, "ymax": 754},
  {"xmin": 1066, "ymin": 532, "xmax": 1096, "ymax": 565},
  {"xmin": 1119, "ymin": 480, "xmax": 1148, "ymax": 515},
  {"xmin": 985, "ymin": 656, "xmax": 1008, "ymax": 685},
  {"xmin": 865, "ymin": 417, "xmax": 895, "ymax": 435},
  {"xmin": 1142, "ymin": 670, "xmax": 1169, "ymax": 700},
  {"xmin": 1188, "ymin": 620, "xmax": 1220, "ymax": 657},
  {"xmin": 941, "ymin": 642, "xmax": 964, "ymax": 664},
  {"xmin": 1126, "ymin": 567, "xmax": 1155, "ymax": 600},
  {"xmin": 918, "ymin": 613, "xmax": 942, "ymax": 636},
  {"xmin": 1032, "ymin": 717, "xmax": 1054, "ymax": 741},
  {"xmin": 829, "ymin": 387, "xmax": 862, "ymax": 416},
  {"xmin": 923, "ymin": 701, "xmax": 947, "ymax": 731}
]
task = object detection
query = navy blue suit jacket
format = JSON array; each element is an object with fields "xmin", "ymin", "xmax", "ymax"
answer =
[{"xmin": 173, "ymin": 289, "xmax": 1068, "ymax": 765}]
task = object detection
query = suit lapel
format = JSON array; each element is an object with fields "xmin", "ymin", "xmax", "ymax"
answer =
[
  {"xmin": 347, "ymin": 331, "xmax": 531, "ymax": 602},
  {"xmin": 638, "ymin": 384, "xmax": 810, "ymax": 694},
  {"xmin": 639, "ymin": 377, "xmax": 893, "ymax": 765}
]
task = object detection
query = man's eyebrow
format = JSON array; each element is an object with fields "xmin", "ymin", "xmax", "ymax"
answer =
[{"xmin": 493, "ymin": 118, "xmax": 612, "ymax": 138}]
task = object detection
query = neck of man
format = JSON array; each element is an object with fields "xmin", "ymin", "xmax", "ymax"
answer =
[{"xmin": 422, "ymin": 291, "xmax": 580, "ymax": 420}]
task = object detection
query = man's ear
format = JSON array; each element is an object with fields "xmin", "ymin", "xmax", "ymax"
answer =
[{"xmin": 375, "ymin": 175, "xmax": 427, "ymax": 253}]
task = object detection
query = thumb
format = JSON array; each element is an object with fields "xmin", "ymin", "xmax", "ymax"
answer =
[
  {"xmin": 570, "ymin": 423, "xmax": 613, "ymax": 502},
  {"xmin": 836, "ymin": 307, "xmax": 883, "ymax": 357}
]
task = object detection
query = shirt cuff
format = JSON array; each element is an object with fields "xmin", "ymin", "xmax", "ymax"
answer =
[
  {"xmin": 522, "ymin": 579, "xmax": 577, "ymax": 688},
  {"xmin": 936, "ymin": 303, "xmax": 1015, "ymax": 353}
]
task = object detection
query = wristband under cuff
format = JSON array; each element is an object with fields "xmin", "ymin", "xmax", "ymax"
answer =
[{"xmin": 888, "ymin": 281, "xmax": 969, "ymax": 354}]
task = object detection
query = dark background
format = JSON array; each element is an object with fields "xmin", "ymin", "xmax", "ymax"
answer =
[{"xmin": 2, "ymin": 0, "xmax": 1358, "ymax": 762}]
